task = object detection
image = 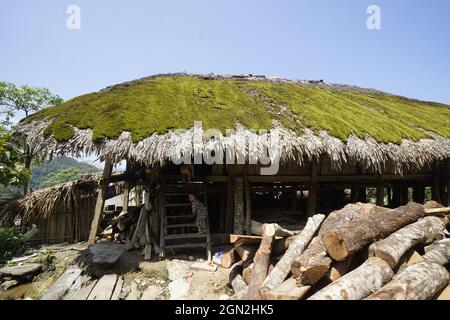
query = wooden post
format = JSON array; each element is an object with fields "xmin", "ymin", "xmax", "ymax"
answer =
[
  {"xmin": 244, "ymin": 175, "xmax": 252, "ymax": 235},
  {"xmin": 225, "ymin": 175, "xmax": 235, "ymax": 234},
  {"xmin": 358, "ymin": 187, "xmax": 367, "ymax": 203},
  {"xmin": 413, "ymin": 186, "xmax": 425, "ymax": 204},
  {"xmin": 432, "ymin": 162, "xmax": 443, "ymax": 204},
  {"xmin": 400, "ymin": 186, "xmax": 409, "ymax": 205},
  {"xmin": 376, "ymin": 179, "xmax": 384, "ymax": 207},
  {"xmin": 234, "ymin": 176, "xmax": 245, "ymax": 234},
  {"xmin": 122, "ymin": 182, "xmax": 130, "ymax": 213},
  {"xmin": 350, "ymin": 184, "xmax": 358, "ymax": 203},
  {"xmin": 307, "ymin": 161, "xmax": 318, "ymax": 217},
  {"xmin": 392, "ymin": 185, "xmax": 401, "ymax": 208},
  {"xmin": 447, "ymin": 160, "xmax": 450, "ymax": 206},
  {"xmin": 291, "ymin": 184, "xmax": 298, "ymax": 211},
  {"xmin": 88, "ymin": 159, "xmax": 113, "ymax": 244}
]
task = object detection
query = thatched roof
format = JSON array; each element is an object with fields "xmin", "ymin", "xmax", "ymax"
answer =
[
  {"xmin": 0, "ymin": 179, "xmax": 98, "ymax": 223},
  {"xmin": 18, "ymin": 73, "xmax": 450, "ymax": 173}
]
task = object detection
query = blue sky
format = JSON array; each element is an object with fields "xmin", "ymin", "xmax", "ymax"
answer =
[{"xmin": 1, "ymin": 1, "xmax": 449, "ymax": 104}]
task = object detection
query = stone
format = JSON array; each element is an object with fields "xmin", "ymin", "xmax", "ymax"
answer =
[
  {"xmin": 0, "ymin": 263, "xmax": 42, "ymax": 279},
  {"xmin": 0, "ymin": 279, "xmax": 19, "ymax": 290},
  {"xmin": 169, "ymin": 278, "xmax": 190, "ymax": 300},
  {"xmin": 125, "ymin": 280, "xmax": 141, "ymax": 300},
  {"xmin": 166, "ymin": 259, "xmax": 191, "ymax": 281},
  {"xmin": 89, "ymin": 242, "xmax": 125, "ymax": 266},
  {"xmin": 191, "ymin": 261, "xmax": 218, "ymax": 272},
  {"xmin": 141, "ymin": 285, "xmax": 163, "ymax": 300}
]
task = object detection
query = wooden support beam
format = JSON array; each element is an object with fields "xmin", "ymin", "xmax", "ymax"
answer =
[
  {"xmin": 234, "ymin": 177, "xmax": 245, "ymax": 234},
  {"xmin": 358, "ymin": 187, "xmax": 367, "ymax": 203},
  {"xmin": 432, "ymin": 163, "xmax": 443, "ymax": 204},
  {"xmin": 447, "ymin": 160, "xmax": 450, "ymax": 206},
  {"xmin": 225, "ymin": 176, "xmax": 234, "ymax": 234},
  {"xmin": 376, "ymin": 179, "xmax": 384, "ymax": 207},
  {"xmin": 413, "ymin": 186, "xmax": 425, "ymax": 204},
  {"xmin": 88, "ymin": 159, "xmax": 113, "ymax": 244},
  {"xmin": 350, "ymin": 184, "xmax": 358, "ymax": 203},
  {"xmin": 244, "ymin": 175, "xmax": 252, "ymax": 235},
  {"xmin": 290, "ymin": 184, "xmax": 298, "ymax": 211},
  {"xmin": 306, "ymin": 161, "xmax": 318, "ymax": 217}
]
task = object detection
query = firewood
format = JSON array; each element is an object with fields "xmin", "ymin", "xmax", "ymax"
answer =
[
  {"xmin": 262, "ymin": 214, "xmax": 325, "ymax": 291},
  {"xmin": 251, "ymin": 220, "xmax": 300, "ymax": 237},
  {"xmin": 235, "ymin": 244, "xmax": 257, "ymax": 262},
  {"xmin": 327, "ymin": 256, "xmax": 355, "ymax": 282},
  {"xmin": 323, "ymin": 202, "xmax": 427, "ymax": 261},
  {"xmin": 242, "ymin": 262, "xmax": 253, "ymax": 284},
  {"xmin": 366, "ymin": 261, "xmax": 449, "ymax": 300},
  {"xmin": 213, "ymin": 247, "xmax": 237, "ymax": 268},
  {"xmin": 368, "ymin": 216, "xmax": 447, "ymax": 268},
  {"xmin": 272, "ymin": 236, "xmax": 295, "ymax": 257},
  {"xmin": 422, "ymin": 238, "xmax": 450, "ymax": 265},
  {"xmin": 308, "ymin": 257, "xmax": 393, "ymax": 300},
  {"xmin": 244, "ymin": 224, "xmax": 276, "ymax": 300},
  {"xmin": 292, "ymin": 203, "xmax": 384, "ymax": 285},
  {"xmin": 229, "ymin": 261, "xmax": 247, "ymax": 299},
  {"xmin": 261, "ymin": 278, "xmax": 310, "ymax": 300}
]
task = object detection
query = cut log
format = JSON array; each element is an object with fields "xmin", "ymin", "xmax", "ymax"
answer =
[
  {"xmin": 368, "ymin": 216, "xmax": 447, "ymax": 268},
  {"xmin": 262, "ymin": 214, "xmax": 325, "ymax": 291},
  {"xmin": 327, "ymin": 256, "xmax": 355, "ymax": 282},
  {"xmin": 323, "ymin": 202, "xmax": 427, "ymax": 261},
  {"xmin": 272, "ymin": 236, "xmax": 295, "ymax": 257},
  {"xmin": 261, "ymin": 278, "xmax": 310, "ymax": 300},
  {"xmin": 291, "ymin": 237, "xmax": 331, "ymax": 285},
  {"xmin": 213, "ymin": 247, "xmax": 237, "ymax": 268},
  {"xmin": 366, "ymin": 261, "xmax": 449, "ymax": 300},
  {"xmin": 251, "ymin": 220, "xmax": 300, "ymax": 237},
  {"xmin": 244, "ymin": 224, "xmax": 276, "ymax": 300},
  {"xmin": 234, "ymin": 244, "xmax": 257, "ymax": 262},
  {"xmin": 422, "ymin": 238, "xmax": 450, "ymax": 265},
  {"xmin": 308, "ymin": 257, "xmax": 393, "ymax": 300},
  {"xmin": 242, "ymin": 262, "xmax": 253, "ymax": 284},
  {"xmin": 396, "ymin": 250, "xmax": 424, "ymax": 274},
  {"xmin": 229, "ymin": 262, "xmax": 247, "ymax": 299},
  {"xmin": 292, "ymin": 203, "xmax": 384, "ymax": 285},
  {"xmin": 424, "ymin": 207, "xmax": 450, "ymax": 216},
  {"xmin": 131, "ymin": 206, "xmax": 151, "ymax": 248}
]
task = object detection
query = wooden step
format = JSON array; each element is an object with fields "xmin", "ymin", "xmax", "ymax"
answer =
[
  {"xmin": 164, "ymin": 203, "xmax": 191, "ymax": 207},
  {"xmin": 165, "ymin": 243, "xmax": 207, "ymax": 250},
  {"xmin": 164, "ymin": 233, "xmax": 207, "ymax": 240},
  {"xmin": 165, "ymin": 215, "xmax": 195, "ymax": 220},
  {"xmin": 165, "ymin": 223, "xmax": 197, "ymax": 229}
]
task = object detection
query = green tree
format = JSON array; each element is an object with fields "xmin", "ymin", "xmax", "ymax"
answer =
[
  {"xmin": 0, "ymin": 82, "xmax": 63, "ymax": 194},
  {"xmin": 0, "ymin": 126, "xmax": 30, "ymax": 189}
]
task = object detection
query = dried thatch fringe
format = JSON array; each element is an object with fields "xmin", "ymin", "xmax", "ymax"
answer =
[
  {"xmin": 18, "ymin": 121, "xmax": 450, "ymax": 174},
  {"xmin": 0, "ymin": 179, "xmax": 98, "ymax": 223}
]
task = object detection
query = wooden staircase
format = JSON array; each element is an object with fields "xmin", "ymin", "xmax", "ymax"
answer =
[{"xmin": 159, "ymin": 181, "xmax": 211, "ymax": 260}]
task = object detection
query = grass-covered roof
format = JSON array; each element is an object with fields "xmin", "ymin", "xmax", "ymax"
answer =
[
  {"xmin": 24, "ymin": 73, "xmax": 450, "ymax": 144},
  {"xmin": 19, "ymin": 73, "xmax": 450, "ymax": 173}
]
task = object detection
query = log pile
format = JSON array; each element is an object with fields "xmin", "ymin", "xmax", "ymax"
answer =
[
  {"xmin": 98, "ymin": 198, "xmax": 154, "ymax": 259},
  {"xmin": 227, "ymin": 201, "xmax": 450, "ymax": 300}
]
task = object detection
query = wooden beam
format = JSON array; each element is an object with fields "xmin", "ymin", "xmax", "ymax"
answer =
[
  {"xmin": 376, "ymin": 178, "xmax": 384, "ymax": 207},
  {"xmin": 244, "ymin": 175, "xmax": 252, "ymax": 235},
  {"xmin": 234, "ymin": 176, "xmax": 245, "ymax": 234},
  {"xmin": 88, "ymin": 159, "xmax": 113, "ymax": 244},
  {"xmin": 307, "ymin": 161, "xmax": 318, "ymax": 217},
  {"xmin": 432, "ymin": 162, "xmax": 443, "ymax": 204},
  {"xmin": 447, "ymin": 159, "xmax": 450, "ymax": 206}
]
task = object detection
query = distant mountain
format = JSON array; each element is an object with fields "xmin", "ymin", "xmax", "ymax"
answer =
[{"xmin": 30, "ymin": 156, "xmax": 100, "ymax": 190}]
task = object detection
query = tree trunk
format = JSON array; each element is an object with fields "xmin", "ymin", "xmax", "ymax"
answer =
[
  {"xmin": 262, "ymin": 214, "xmax": 325, "ymax": 291},
  {"xmin": 368, "ymin": 216, "xmax": 446, "ymax": 268},
  {"xmin": 422, "ymin": 238, "xmax": 450, "ymax": 265},
  {"xmin": 323, "ymin": 202, "xmax": 426, "ymax": 261},
  {"xmin": 307, "ymin": 257, "xmax": 393, "ymax": 300},
  {"xmin": 292, "ymin": 203, "xmax": 385, "ymax": 285},
  {"xmin": 244, "ymin": 224, "xmax": 276, "ymax": 300},
  {"xmin": 366, "ymin": 261, "xmax": 449, "ymax": 300}
]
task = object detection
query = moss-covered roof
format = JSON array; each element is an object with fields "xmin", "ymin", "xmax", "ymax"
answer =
[{"xmin": 23, "ymin": 74, "xmax": 450, "ymax": 144}]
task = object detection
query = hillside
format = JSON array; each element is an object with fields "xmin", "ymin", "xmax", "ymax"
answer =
[{"xmin": 30, "ymin": 156, "xmax": 100, "ymax": 190}]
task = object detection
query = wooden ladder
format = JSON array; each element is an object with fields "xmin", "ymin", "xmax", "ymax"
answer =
[{"xmin": 159, "ymin": 181, "xmax": 211, "ymax": 261}]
